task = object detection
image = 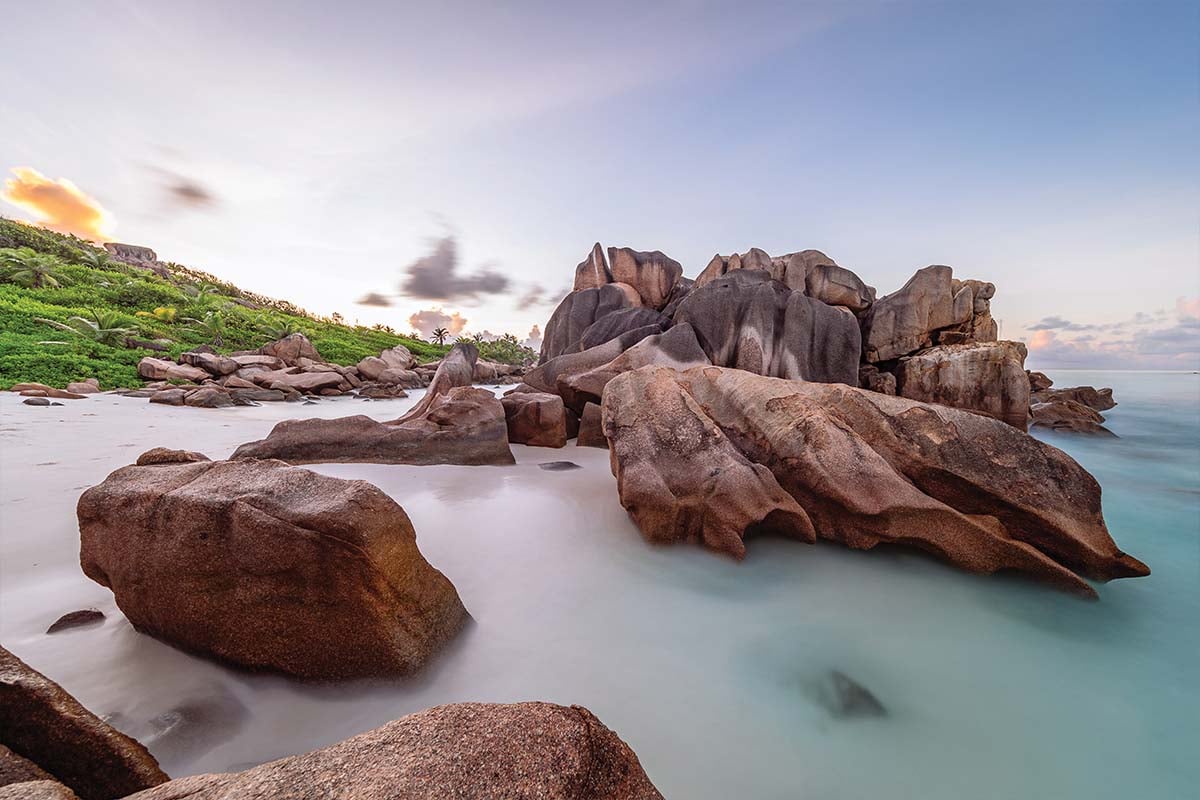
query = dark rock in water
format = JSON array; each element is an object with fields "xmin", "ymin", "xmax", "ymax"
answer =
[
  {"xmin": 819, "ymin": 670, "xmax": 887, "ymax": 719},
  {"xmin": 123, "ymin": 702, "xmax": 664, "ymax": 800},
  {"xmin": 23, "ymin": 398, "xmax": 50, "ymax": 406},
  {"xmin": 1030, "ymin": 399, "xmax": 1116, "ymax": 436},
  {"xmin": 45, "ymin": 610, "xmax": 104, "ymax": 635},
  {"xmin": 539, "ymin": 461, "xmax": 582, "ymax": 471},
  {"xmin": 302, "ymin": 400, "xmax": 318, "ymax": 406},
  {"xmin": 1032, "ymin": 385, "xmax": 1116, "ymax": 412},
  {"xmin": 50, "ymin": 402, "xmax": 64, "ymax": 407},
  {"xmin": 0, "ymin": 645, "xmax": 168, "ymax": 799},
  {"xmin": 140, "ymin": 686, "xmax": 249, "ymax": 767}
]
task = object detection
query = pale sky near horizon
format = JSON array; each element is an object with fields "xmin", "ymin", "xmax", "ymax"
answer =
[{"xmin": 2, "ymin": 0, "xmax": 1197, "ymax": 367}]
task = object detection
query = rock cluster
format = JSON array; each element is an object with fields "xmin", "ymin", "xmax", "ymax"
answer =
[
  {"xmin": 601, "ymin": 366, "xmax": 1147, "ymax": 597},
  {"xmin": 1027, "ymin": 372, "xmax": 1118, "ymax": 435},
  {"xmin": 78, "ymin": 450, "xmax": 468, "ymax": 679}
]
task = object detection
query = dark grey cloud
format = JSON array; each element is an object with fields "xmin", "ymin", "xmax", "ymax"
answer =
[
  {"xmin": 1133, "ymin": 317, "xmax": 1200, "ymax": 356},
  {"xmin": 143, "ymin": 164, "xmax": 218, "ymax": 210},
  {"xmin": 399, "ymin": 237, "xmax": 509, "ymax": 302},
  {"xmin": 1026, "ymin": 315, "xmax": 1099, "ymax": 332},
  {"xmin": 356, "ymin": 292, "xmax": 393, "ymax": 307}
]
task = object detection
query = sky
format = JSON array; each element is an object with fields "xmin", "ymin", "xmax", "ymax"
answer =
[{"xmin": 2, "ymin": 0, "xmax": 1197, "ymax": 367}]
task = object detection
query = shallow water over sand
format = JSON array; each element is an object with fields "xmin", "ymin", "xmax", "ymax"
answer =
[{"xmin": 1, "ymin": 371, "xmax": 1197, "ymax": 798}]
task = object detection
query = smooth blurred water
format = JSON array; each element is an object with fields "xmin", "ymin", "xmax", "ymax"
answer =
[{"xmin": 0, "ymin": 372, "xmax": 1197, "ymax": 799}]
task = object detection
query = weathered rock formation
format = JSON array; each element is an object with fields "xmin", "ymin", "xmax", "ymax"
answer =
[
  {"xmin": 1033, "ymin": 385, "xmax": 1116, "ymax": 412},
  {"xmin": 122, "ymin": 702, "xmax": 662, "ymax": 800},
  {"xmin": 233, "ymin": 385, "xmax": 514, "ymax": 465},
  {"xmin": 607, "ymin": 247, "xmax": 683, "ymax": 310},
  {"xmin": 136, "ymin": 358, "xmax": 209, "ymax": 383},
  {"xmin": 255, "ymin": 333, "xmax": 323, "ymax": 365},
  {"xmin": 573, "ymin": 242, "xmax": 613, "ymax": 291},
  {"xmin": 862, "ymin": 266, "xmax": 996, "ymax": 362},
  {"xmin": 540, "ymin": 283, "xmax": 647, "ymax": 362},
  {"xmin": 576, "ymin": 402, "xmax": 607, "ymax": 448},
  {"xmin": 895, "ymin": 341, "xmax": 1030, "ymax": 429},
  {"xmin": 602, "ymin": 366, "xmax": 1148, "ymax": 597},
  {"xmin": 673, "ymin": 270, "xmax": 860, "ymax": 385},
  {"xmin": 1030, "ymin": 398, "xmax": 1115, "ymax": 436},
  {"xmin": 501, "ymin": 391, "xmax": 571, "ymax": 448},
  {"xmin": 398, "ymin": 342, "xmax": 479, "ymax": 423},
  {"xmin": 103, "ymin": 243, "xmax": 170, "ymax": 278},
  {"xmin": 0, "ymin": 646, "xmax": 168, "ymax": 799},
  {"xmin": 78, "ymin": 453, "xmax": 468, "ymax": 679},
  {"xmin": 356, "ymin": 344, "xmax": 415, "ymax": 381}
]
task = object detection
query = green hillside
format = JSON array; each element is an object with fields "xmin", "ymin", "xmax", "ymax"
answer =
[{"xmin": 0, "ymin": 217, "xmax": 452, "ymax": 390}]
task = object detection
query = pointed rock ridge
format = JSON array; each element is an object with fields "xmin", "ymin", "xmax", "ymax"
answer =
[
  {"xmin": 895, "ymin": 341, "xmax": 1031, "ymax": 430},
  {"xmin": 606, "ymin": 247, "xmax": 683, "ymax": 310},
  {"xmin": 601, "ymin": 366, "xmax": 815, "ymax": 558},
  {"xmin": 557, "ymin": 323, "xmax": 710, "ymax": 413},
  {"xmin": 601, "ymin": 365, "xmax": 1149, "ymax": 597},
  {"xmin": 540, "ymin": 283, "xmax": 637, "ymax": 362},
  {"xmin": 232, "ymin": 385, "xmax": 514, "ymax": 465},
  {"xmin": 572, "ymin": 242, "xmax": 613, "ymax": 291},
  {"xmin": 673, "ymin": 269, "xmax": 860, "ymax": 385},
  {"xmin": 118, "ymin": 702, "xmax": 663, "ymax": 800},
  {"xmin": 1026, "ymin": 370, "xmax": 1054, "ymax": 392},
  {"xmin": 0, "ymin": 646, "xmax": 168, "ymax": 799},
  {"xmin": 397, "ymin": 341, "xmax": 478, "ymax": 423},
  {"xmin": 78, "ymin": 455, "xmax": 469, "ymax": 679}
]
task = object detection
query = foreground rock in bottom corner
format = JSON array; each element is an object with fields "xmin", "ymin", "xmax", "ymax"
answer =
[
  {"xmin": 122, "ymin": 703, "xmax": 663, "ymax": 800},
  {"xmin": 602, "ymin": 366, "xmax": 1149, "ymax": 597},
  {"xmin": 233, "ymin": 386, "xmax": 514, "ymax": 466},
  {"xmin": 0, "ymin": 646, "xmax": 167, "ymax": 799},
  {"xmin": 77, "ymin": 453, "xmax": 468, "ymax": 679}
]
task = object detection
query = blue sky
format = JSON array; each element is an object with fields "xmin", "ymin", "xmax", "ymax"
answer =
[{"xmin": 2, "ymin": 0, "xmax": 1197, "ymax": 366}]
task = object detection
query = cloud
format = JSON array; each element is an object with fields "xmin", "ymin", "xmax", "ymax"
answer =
[
  {"xmin": 514, "ymin": 283, "xmax": 568, "ymax": 310},
  {"xmin": 399, "ymin": 237, "xmax": 509, "ymax": 302},
  {"xmin": 1, "ymin": 167, "xmax": 115, "ymax": 241},
  {"xmin": 1026, "ymin": 315, "xmax": 1099, "ymax": 332},
  {"xmin": 356, "ymin": 292, "xmax": 393, "ymax": 307},
  {"xmin": 1025, "ymin": 300, "xmax": 1200, "ymax": 370},
  {"xmin": 408, "ymin": 308, "xmax": 468, "ymax": 339},
  {"xmin": 523, "ymin": 324, "xmax": 543, "ymax": 351},
  {"xmin": 141, "ymin": 163, "xmax": 218, "ymax": 210},
  {"xmin": 1177, "ymin": 296, "xmax": 1200, "ymax": 320}
]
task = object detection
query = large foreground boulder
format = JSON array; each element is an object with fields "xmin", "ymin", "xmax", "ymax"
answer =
[
  {"xmin": 123, "ymin": 702, "xmax": 662, "ymax": 800},
  {"xmin": 233, "ymin": 386, "xmax": 514, "ymax": 466},
  {"xmin": 0, "ymin": 646, "xmax": 167, "ymax": 799},
  {"xmin": 673, "ymin": 270, "xmax": 860, "ymax": 385},
  {"xmin": 894, "ymin": 341, "xmax": 1031, "ymax": 429},
  {"xmin": 78, "ymin": 453, "xmax": 469, "ymax": 679},
  {"xmin": 602, "ymin": 366, "xmax": 1148, "ymax": 597}
]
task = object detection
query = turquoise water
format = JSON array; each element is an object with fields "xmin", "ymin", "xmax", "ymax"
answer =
[{"xmin": 1, "ymin": 372, "xmax": 1197, "ymax": 798}]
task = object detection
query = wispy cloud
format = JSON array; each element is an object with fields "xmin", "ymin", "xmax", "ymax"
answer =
[
  {"xmin": 1, "ymin": 167, "xmax": 115, "ymax": 241},
  {"xmin": 355, "ymin": 292, "xmax": 392, "ymax": 307},
  {"xmin": 1025, "ymin": 297, "xmax": 1200, "ymax": 369},
  {"xmin": 399, "ymin": 237, "xmax": 509, "ymax": 302}
]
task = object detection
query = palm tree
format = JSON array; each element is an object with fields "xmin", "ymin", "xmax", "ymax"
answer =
[
  {"xmin": 431, "ymin": 327, "xmax": 449, "ymax": 345},
  {"xmin": 257, "ymin": 313, "xmax": 308, "ymax": 341},
  {"xmin": 1, "ymin": 248, "xmax": 69, "ymax": 288},
  {"xmin": 75, "ymin": 248, "xmax": 111, "ymax": 269},
  {"xmin": 182, "ymin": 310, "xmax": 227, "ymax": 347},
  {"xmin": 37, "ymin": 309, "xmax": 134, "ymax": 347}
]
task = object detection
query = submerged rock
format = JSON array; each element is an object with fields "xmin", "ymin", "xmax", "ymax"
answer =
[
  {"xmin": 1030, "ymin": 398, "xmax": 1115, "ymax": 436},
  {"xmin": 121, "ymin": 703, "xmax": 663, "ymax": 800},
  {"xmin": 0, "ymin": 646, "xmax": 168, "ymax": 799},
  {"xmin": 45, "ymin": 609, "xmax": 104, "ymax": 635},
  {"xmin": 22, "ymin": 397, "xmax": 50, "ymax": 407},
  {"xmin": 539, "ymin": 461, "xmax": 583, "ymax": 471},
  {"xmin": 602, "ymin": 366, "xmax": 1149, "ymax": 597},
  {"xmin": 78, "ymin": 456, "xmax": 469, "ymax": 679},
  {"xmin": 813, "ymin": 670, "xmax": 887, "ymax": 719}
]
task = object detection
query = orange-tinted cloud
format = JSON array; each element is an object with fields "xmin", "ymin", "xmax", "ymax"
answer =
[
  {"xmin": 408, "ymin": 308, "xmax": 468, "ymax": 339},
  {"xmin": 1, "ymin": 167, "xmax": 115, "ymax": 241}
]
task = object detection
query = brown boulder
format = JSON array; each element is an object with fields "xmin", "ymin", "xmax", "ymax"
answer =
[
  {"xmin": 147, "ymin": 389, "xmax": 187, "ymax": 406},
  {"xmin": 862, "ymin": 265, "xmax": 960, "ymax": 362},
  {"xmin": 1026, "ymin": 370, "xmax": 1054, "ymax": 392},
  {"xmin": 540, "ymin": 284, "xmax": 639, "ymax": 362},
  {"xmin": 501, "ymin": 392, "xmax": 569, "ymax": 448},
  {"xmin": 356, "ymin": 345, "xmax": 415, "ymax": 380},
  {"xmin": 0, "ymin": 780, "xmax": 80, "ymax": 799},
  {"xmin": 233, "ymin": 386, "xmax": 514, "ymax": 466},
  {"xmin": 228, "ymin": 354, "xmax": 285, "ymax": 370},
  {"xmin": 10, "ymin": 383, "xmax": 88, "ymax": 400},
  {"xmin": 397, "ymin": 342, "xmax": 479, "ymax": 423},
  {"xmin": 602, "ymin": 366, "xmax": 1149, "ymax": 597},
  {"xmin": 804, "ymin": 263, "xmax": 876, "ymax": 312},
  {"xmin": 577, "ymin": 402, "xmax": 607, "ymax": 448},
  {"xmin": 65, "ymin": 379, "xmax": 100, "ymax": 394},
  {"xmin": 607, "ymin": 247, "xmax": 683, "ymax": 310},
  {"xmin": 1030, "ymin": 398, "xmax": 1115, "ymax": 436},
  {"xmin": 258, "ymin": 333, "xmax": 322, "ymax": 365},
  {"xmin": 78, "ymin": 457, "xmax": 468, "ymax": 679},
  {"xmin": 136, "ymin": 358, "xmax": 209, "ymax": 384},
  {"xmin": 0, "ymin": 646, "xmax": 167, "ymax": 799},
  {"xmin": 122, "ymin": 702, "xmax": 661, "ymax": 800},
  {"xmin": 1, "ymin": 743, "xmax": 55, "ymax": 786},
  {"xmin": 249, "ymin": 368, "xmax": 343, "ymax": 393},
  {"xmin": 183, "ymin": 387, "xmax": 234, "ymax": 409},
  {"xmin": 1032, "ymin": 385, "xmax": 1116, "ymax": 412},
  {"xmin": 858, "ymin": 364, "xmax": 897, "ymax": 395},
  {"xmin": 894, "ymin": 341, "xmax": 1031, "ymax": 429},
  {"xmin": 178, "ymin": 352, "xmax": 238, "ymax": 377}
]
